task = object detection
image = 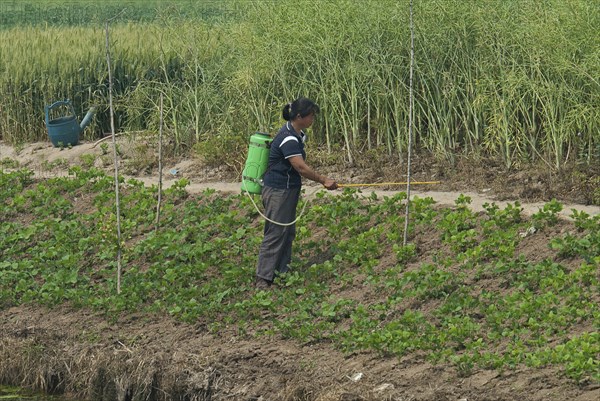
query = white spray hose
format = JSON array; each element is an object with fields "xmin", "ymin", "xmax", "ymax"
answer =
[
  {"xmin": 243, "ymin": 185, "xmax": 321, "ymax": 226},
  {"xmin": 243, "ymin": 181, "xmax": 442, "ymax": 226}
]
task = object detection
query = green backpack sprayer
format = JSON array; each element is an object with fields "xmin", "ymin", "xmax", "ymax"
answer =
[{"xmin": 241, "ymin": 132, "xmax": 271, "ymax": 195}]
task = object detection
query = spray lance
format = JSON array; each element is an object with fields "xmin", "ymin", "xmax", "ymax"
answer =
[{"xmin": 240, "ymin": 132, "xmax": 440, "ymax": 226}]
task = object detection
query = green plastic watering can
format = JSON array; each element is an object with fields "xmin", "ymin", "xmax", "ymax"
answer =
[{"xmin": 45, "ymin": 99, "xmax": 96, "ymax": 147}]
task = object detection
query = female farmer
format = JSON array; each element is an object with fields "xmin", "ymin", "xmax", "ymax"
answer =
[{"xmin": 255, "ymin": 97, "xmax": 338, "ymax": 289}]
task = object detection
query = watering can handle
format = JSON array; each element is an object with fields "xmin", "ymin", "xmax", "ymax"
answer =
[{"xmin": 45, "ymin": 100, "xmax": 76, "ymax": 125}]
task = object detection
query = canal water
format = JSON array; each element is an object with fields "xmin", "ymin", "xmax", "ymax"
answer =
[{"xmin": 0, "ymin": 385, "xmax": 79, "ymax": 401}]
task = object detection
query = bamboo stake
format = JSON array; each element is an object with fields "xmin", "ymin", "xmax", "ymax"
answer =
[
  {"xmin": 155, "ymin": 93, "xmax": 164, "ymax": 232},
  {"xmin": 403, "ymin": 0, "xmax": 415, "ymax": 246},
  {"xmin": 105, "ymin": 12, "xmax": 124, "ymax": 295}
]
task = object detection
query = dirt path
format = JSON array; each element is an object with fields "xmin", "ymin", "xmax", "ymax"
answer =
[{"xmin": 2, "ymin": 140, "xmax": 598, "ymax": 219}]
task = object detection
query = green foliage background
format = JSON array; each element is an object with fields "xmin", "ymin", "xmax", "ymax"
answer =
[{"xmin": 0, "ymin": 0, "xmax": 599, "ymax": 168}]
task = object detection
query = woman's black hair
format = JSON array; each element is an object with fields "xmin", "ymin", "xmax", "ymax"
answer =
[{"xmin": 282, "ymin": 97, "xmax": 320, "ymax": 121}]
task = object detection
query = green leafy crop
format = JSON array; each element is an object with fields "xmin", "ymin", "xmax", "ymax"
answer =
[{"xmin": 1, "ymin": 170, "xmax": 598, "ymax": 383}]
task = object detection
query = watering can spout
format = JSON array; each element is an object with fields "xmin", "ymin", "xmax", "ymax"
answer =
[{"xmin": 80, "ymin": 106, "xmax": 97, "ymax": 131}]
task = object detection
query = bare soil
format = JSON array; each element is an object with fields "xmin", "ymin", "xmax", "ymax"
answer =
[
  {"xmin": 0, "ymin": 138, "xmax": 599, "ymax": 401},
  {"xmin": 1, "ymin": 303, "xmax": 598, "ymax": 401}
]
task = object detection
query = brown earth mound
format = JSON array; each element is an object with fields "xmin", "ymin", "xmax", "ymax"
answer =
[{"xmin": 1, "ymin": 303, "xmax": 598, "ymax": 401}]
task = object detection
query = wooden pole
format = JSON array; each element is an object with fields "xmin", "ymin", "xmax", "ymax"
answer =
[
  {"xmin": 105, "ymin": 13, "xmax": 124, "ymax": 294},
  {"xmin": 403, "ymin": 0, "xmax": 415, "ymax": 246},
  {"xmin": 155, "ymin": 93, "xmax": 164, "ymax": 232}
]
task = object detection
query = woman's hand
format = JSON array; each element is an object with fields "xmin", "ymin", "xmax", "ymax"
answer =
[{"xmin": 323, "ymin": 178, "xmax": 338, "ymax": 190}]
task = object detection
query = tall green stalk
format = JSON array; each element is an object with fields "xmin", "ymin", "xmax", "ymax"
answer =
[{"xmin": 0, "ymin": 0, "xmax": 597, "ymax": 170}]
